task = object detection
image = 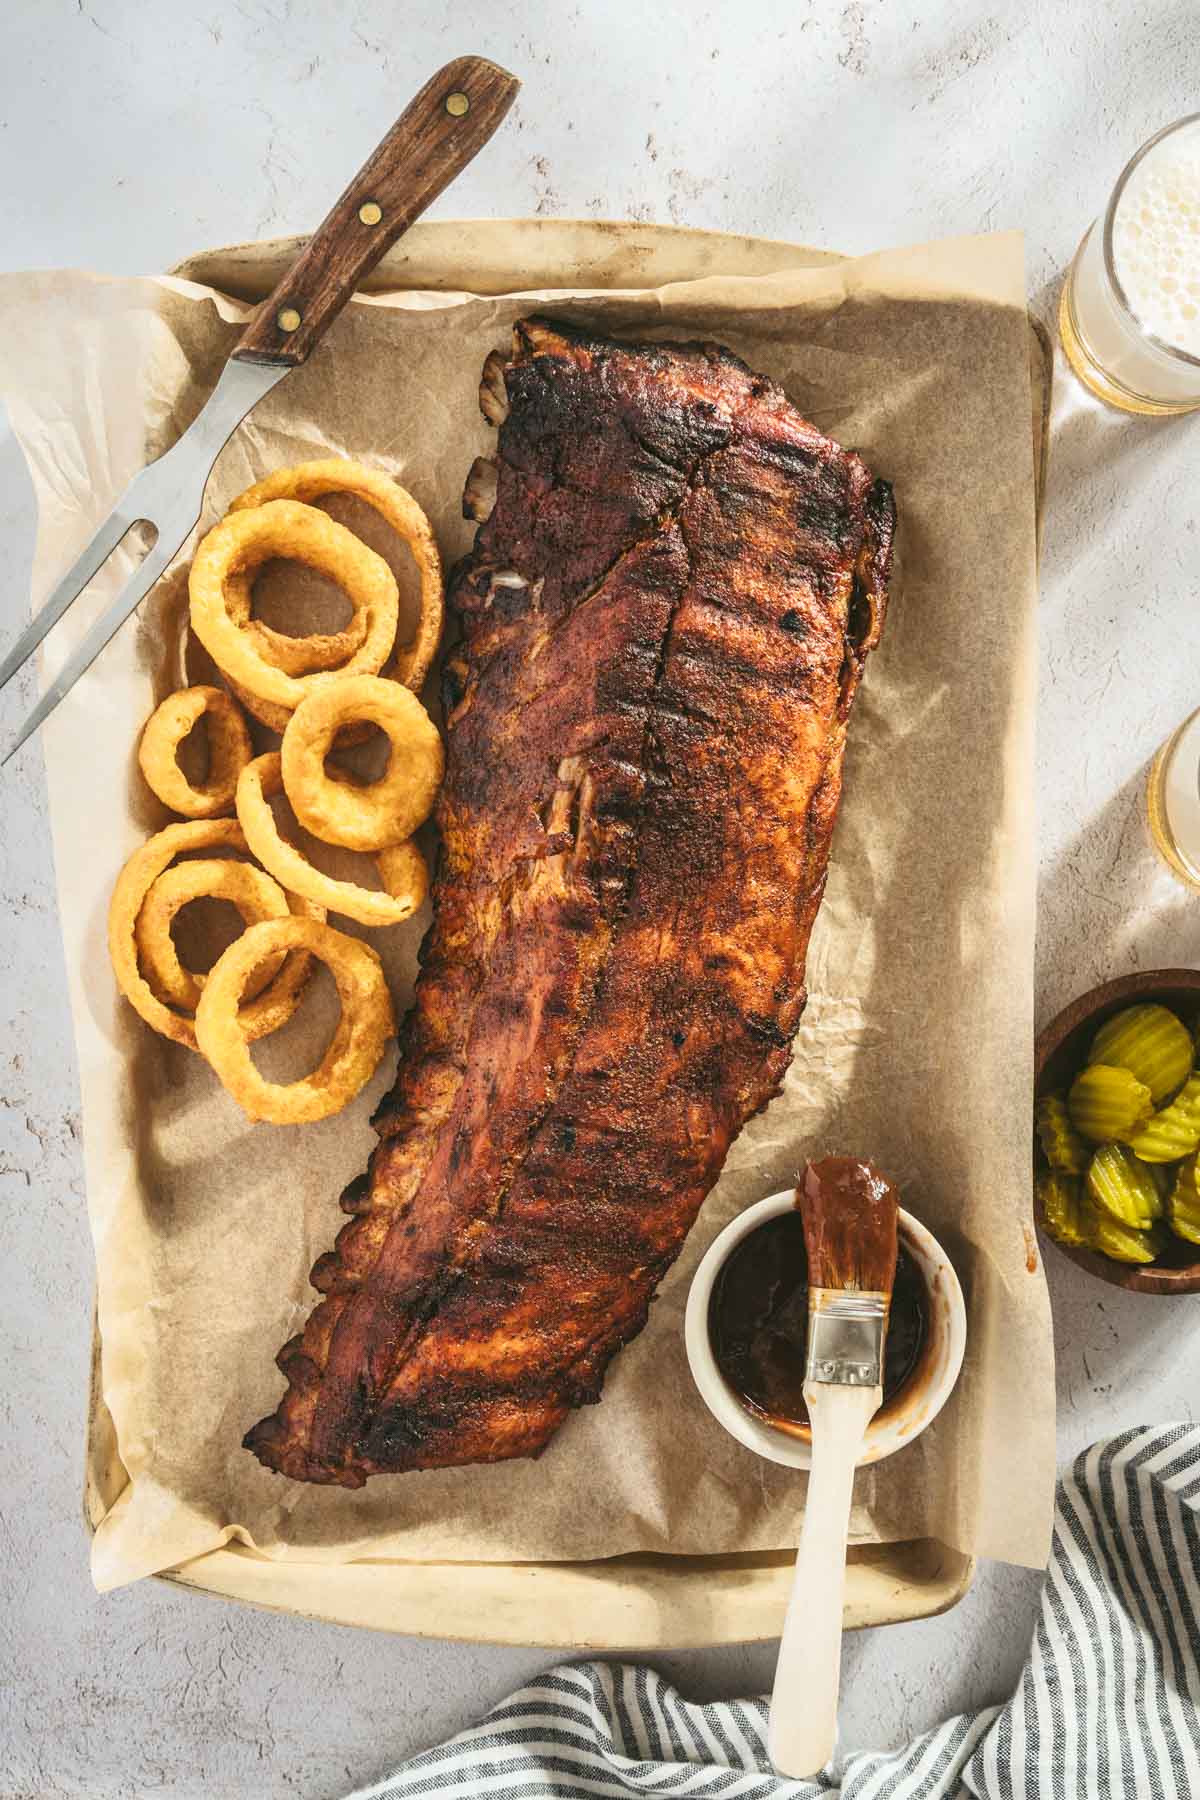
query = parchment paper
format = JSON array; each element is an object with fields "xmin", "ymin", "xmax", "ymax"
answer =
[{"xmin": 0, "ymin": 230, "xmax": 1054, "ymax": 1593}]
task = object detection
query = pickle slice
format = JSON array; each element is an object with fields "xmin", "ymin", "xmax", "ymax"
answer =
[
  {"xmin": 1086, "ymin": 1142, "xmax": 1163, "ymax": 1229},
  {"xmin": 1068, "ymin": 1065, "xmax": 1153, "ymax": 1144},
  {"xmin": 1035, "ymin": 1093, "xmax": 1088, "ymax": 1174},
  {"xmin": 1088, "ymin": 1207, "xmax": 1166, "ymax": 1265},
  {"xmin": 1089, "ymin": 1004, "xmax": 1194, "ymax": 1105},
  {"xmin": 1147, "ymin": 1162, "xmax": 1174, "ymax": 1203},
  {"xmin": 1124, "ymin": 1074, "xmax": 1200, "ymax": 1163},
  {"xmin": 1037, "ymin": 1169, "xmax": 1092, "ymax": 1248},
  {"xmin": 1168, "ymin": 1153, "xmax": 1200, "ymax": 1248}
]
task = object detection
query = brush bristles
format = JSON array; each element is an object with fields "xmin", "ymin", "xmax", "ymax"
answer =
[{"xmin": 797, "ymin": 1156, "xmax": 899, "ymax": 1297}]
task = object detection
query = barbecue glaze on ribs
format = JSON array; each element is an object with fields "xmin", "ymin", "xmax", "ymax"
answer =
[{"xmin": 246, "ymin": 317, "xmax": 895, "ymax": 1486}]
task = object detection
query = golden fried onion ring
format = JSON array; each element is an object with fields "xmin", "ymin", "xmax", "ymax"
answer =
[
  {"xmin": 230, "ymin": 459, "xmax": 444, "ymax": 691},
  {"xmin": 222, "ymin": 673, "xmax": 294, "ymax": 738},
  {"xmin": 224, "ymin": 667, "xmax": 416, "ymax": 748},
  {"xmin": 189, "ymin": 500, "xmax": 398, "ymax": 711},
  {"xmin": 137, "ymin": 685, "xmax": 251, "ymax": 818},
  {"xmin": 224, "ymin": 666, "xmax": 388, "ymax": 744},
  {"xmin": 195, "ymin": 918, "xmax": 395, "ymax": 1124},
  {"xmin": 224, "ymin": 566, "xmax": 370, "ymax": 675},
  {"xmin": 108, "ymin": 819, "xmax": 323, "ymax": 1050},
  {"xmin": 236, "ymin": 753, "xmax": 429, "ymax": 927},
  {"xmin": 281, "ymin": 675, "xmax": 444, "ymax": 852},
  {"xmin": 134, "ymin": 857, "xmax": 291, "ymax": 1011}
]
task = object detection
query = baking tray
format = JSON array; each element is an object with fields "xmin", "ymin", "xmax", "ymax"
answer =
[{"xmin": 84, "ymin": 219, "xmax": 1052, "ymax": 1647}]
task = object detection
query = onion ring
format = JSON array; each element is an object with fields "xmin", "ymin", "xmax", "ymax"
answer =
[
  {"xmin": 224, "ymin": 668, "xmax": 387, "ymax": 745},
  {"xmin": 134, "ymin": 857, "xmax": 291, "ymax": 1011},
  {"xmin": 280, "ymin": 675, "xmax": 444, "ymax": 852},
  {"xmin": 224, "ymin": 669, "xmax": 411, "ymax": 748},
  {"xmin": 195, "ymin": 918, "xmax": 395, "ymax": 1124},
  {"xmin": 229, "ymin": 459, "xmax": 444, "ymax": 691},
  {"xmin": 108, "ymin": 819, "xmax": 323, "ymax": 1050},
  {"xmin": 236, "ymin": 753, "xmax": 429, "ymax": 927},
  {"xmin": 223, "ymin": 568, "xmax": 370, "ymax": 675},
  {"xmin": 189, "ymin": 500, "xmax": 398, "ymax": 712},
  {"xmin": 137, "ymin": 685, "xmax": 251, "ymax": 818},
  {"xmin": 222, "ymin": 673, "xmax": 294, "ymax": 738}
]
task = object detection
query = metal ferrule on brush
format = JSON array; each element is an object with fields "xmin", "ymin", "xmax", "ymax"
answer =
[{"xmin": 805, "ymin": 1288, "xmax": 888, "ymax": 1388}]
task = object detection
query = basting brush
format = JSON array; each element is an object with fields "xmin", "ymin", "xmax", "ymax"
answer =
[{"xmin": 767, "ymin": 1156, "xmax": 899, "ymax": 1778}]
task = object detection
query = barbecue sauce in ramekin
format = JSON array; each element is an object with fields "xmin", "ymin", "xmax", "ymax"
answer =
[{"xmin": 708, "ymin": 1201, "xmax": 927, "ymax": 1434}]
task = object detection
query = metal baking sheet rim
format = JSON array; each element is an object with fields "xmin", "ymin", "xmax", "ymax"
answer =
[{"xmin": 83, "ymin": 217, "xmax": 1051, "ymax": 1648}]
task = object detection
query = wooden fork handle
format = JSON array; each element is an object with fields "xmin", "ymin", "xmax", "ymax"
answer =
[{"xmin": 232, "ymin": 55, "xmax": 519, "ymax": 367}]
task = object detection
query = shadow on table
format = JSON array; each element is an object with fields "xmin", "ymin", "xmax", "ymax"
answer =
[
  {"xmin": 1036, "ymin": 762, "xmax": 1200, "ymax": 1030},
  {"xmin": 1047, "ymin": 1233, "xmax": 1199, "ymax": 1424},
  {"xmin": 1032, "ymin": 269, "xmax": 1200, "ymax": 551},
  {"xmin": 837, "ymin": 1556, "xmax": 1046, "ymax": 1747}
]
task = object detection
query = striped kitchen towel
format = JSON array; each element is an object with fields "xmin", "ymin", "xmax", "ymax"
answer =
[{"xmin": 349, "ymin": 1424, "xmax": 1200, "ymax": 1799}]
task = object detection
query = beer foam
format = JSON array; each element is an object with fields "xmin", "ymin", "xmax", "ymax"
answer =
[{"xmin": 1112, "ymin": 129, "xmax": 1200, "ymax": 357}]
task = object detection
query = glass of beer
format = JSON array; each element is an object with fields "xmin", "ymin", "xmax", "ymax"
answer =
[
  {"xmin": 1147, "ymin": 707, "xmax": 1200, "ymax": 891},
  {"xmin": 1060, "ymin": 113, "xmax": 1200, "ymax": 414}
]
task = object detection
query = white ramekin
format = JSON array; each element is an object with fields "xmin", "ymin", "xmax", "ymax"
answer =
[{"xmin": 685, "ymin": 1188, "xmax": 967, "ymax": 1470}]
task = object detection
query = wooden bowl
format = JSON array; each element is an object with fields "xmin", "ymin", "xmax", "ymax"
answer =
[{"xmin": 1035, "ymin": 969, "xmax": 1200, "ymax": 1294}]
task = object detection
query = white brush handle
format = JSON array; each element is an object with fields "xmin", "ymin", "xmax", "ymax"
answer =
[{"xmin": 767, "ymin": 1382, "xmax": 881, "ymax": 1778}]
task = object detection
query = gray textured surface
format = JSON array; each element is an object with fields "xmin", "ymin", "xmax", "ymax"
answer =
[{"xmin": 1, "ymin": 2, "xmax": 1199, "ymax": 1796}]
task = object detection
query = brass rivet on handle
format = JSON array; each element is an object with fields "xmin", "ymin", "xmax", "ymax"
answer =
[
  {"xmin": 277, "ymin": 307, "xmax": 302, "ymax": 333},
  {"xmin": 445, "ymin": 91, "xmax": 470, "ymax": 117},
  {"xmin": 358, "ymin": 201, "xmax": 382, "ymax": 225}
]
